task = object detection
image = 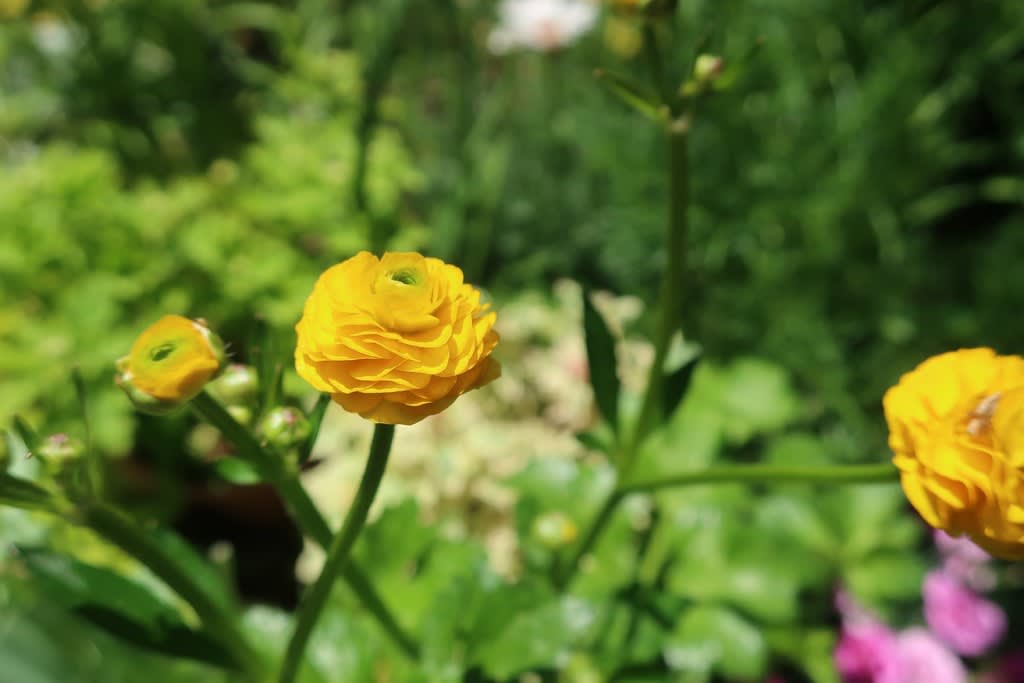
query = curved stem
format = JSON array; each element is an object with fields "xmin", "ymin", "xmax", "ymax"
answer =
[
  {"xmin": 622, "ymin": 462, "xmax": 899, "ymax": 494},
  {"xmin": 191, "ymin": 392, "xmax": 418, "ymax": 659},
  {"xmin": 556, "ymin": 490, "xmax": 623, "ymax": 590},
  {"xmin": 277, "ymin": 423, "xmax": 395, "ymax": 683},
  {"xmin": 84, "ymin": 504, "xmax": 262, "ymax": 679}
]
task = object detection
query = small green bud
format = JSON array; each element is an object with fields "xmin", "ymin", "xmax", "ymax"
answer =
[
  {"xmin": 693, "ymin": 54, "xmax": 724, "ymax": 83},
  {"xmin": 259, "ymin": 407, "xmax": 311, "ymax": 450},
  {"xmin": 227, "ymin": 404, "xmax": 253, "ymax": 426},
  {"xmin": 37, "ymin": 433, "xmax": 85, "ymax": 467},
  {"xmin": 208, "ymin": 364, "xmax": 259, "ymax": 406},
  {"xmin": 532, "ymin": 511, "xmax": 579, "ymax": 550}
]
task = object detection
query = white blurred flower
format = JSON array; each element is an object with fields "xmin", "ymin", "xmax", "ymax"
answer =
[{"xmin": 488, "ymin": 0, "xmax": 598, "ymax": 54}]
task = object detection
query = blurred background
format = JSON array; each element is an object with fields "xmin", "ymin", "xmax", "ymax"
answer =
[{"xmin": 2, "ymin": 1, "xmax": 1024, "ymax": 681}]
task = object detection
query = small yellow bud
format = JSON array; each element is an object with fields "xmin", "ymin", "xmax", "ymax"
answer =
[
  {"xmin": 116, "ymin": 315, "xmax": 226, "ymax": 415},
  {"xmin": 532, "ymin": 511, "xmax": 579, "ymax": 550}
]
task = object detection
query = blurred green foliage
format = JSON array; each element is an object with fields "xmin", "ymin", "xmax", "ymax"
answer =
[{"xmin": 2, "ymin": 0, "xmax": 1024, "ymax": 681}]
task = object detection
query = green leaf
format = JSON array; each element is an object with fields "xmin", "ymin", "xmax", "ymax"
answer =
[
  {"xmin": 582, "ymin": 290, "xmax": 621, "ymax": 434},
  {"xmin": 11, "ymin": 415, "xmax": 40, "ymax": 456},
  {"xmin": 662, "ymin": 352, "xmax": 701, "ymax": 420},
  {"xmin": 297, "ymin": 393, "xmax": 331, "ymax": 465},
  {"xmin": 594, "ymin": 69, "xmax": 666, "ymax": 122},
  {"xmin": 474, "ymin": 597, "xmax": 597, "ymax": 678},
  {"xmin": 845, "ymin": 552, "xmax": 928, "ymax": 603},
  {"xmin": 666, "ymin": 605, "xmax": 767, "ymax": 680},
  {"xmin": 16, "ymin": 547, "xmax": 237, "ymax": 670}
]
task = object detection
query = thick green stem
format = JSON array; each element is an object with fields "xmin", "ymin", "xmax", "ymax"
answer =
[
  {"xmin": 84, "ymin": 504, "xmax": 262, "ymax": 679},
  {"xmin": 622, "ymin": 462, "xmax": 899, "ymax": 494},
  {"xmin": 191, "ymin": 392, "xmax": 418, "ymax": 659},
  {"xmin": 277, "ymin": 423, "xmax": 396, "ymax": 683},
  {"xmin": 629, "ymin": 128, "xmax": 688, "ymax": 463}
]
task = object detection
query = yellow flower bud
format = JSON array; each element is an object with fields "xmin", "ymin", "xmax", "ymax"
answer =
[
  {"xmin": 532, "ymin": 511, "xmax": 579, "ymax": 549},
  {"xmin": 883, "ymin": 348, "xmax": 1024, "ymax": 559},
  {"xmin": 116, "ymin": 315, "xmax": 225, "ymax": 414},
  {"xmin": 294, "ymin": 252, "xmax": 500, "ymax": 425}
]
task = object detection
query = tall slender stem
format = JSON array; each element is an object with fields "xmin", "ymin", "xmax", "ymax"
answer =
[
  {"xmin": 84, "ymin": 504, "xmax": 262, "ymax": 679},
  {"xmin": 621, "ymin": 462, "xmax": 898, "ymax": 494},
  {"xmin": 191, "ymin": 392, "xmax": 418, "ymax": 659},
  {"xmin": 277, "ymin": 423, "xmax": 396, "ymax": 683},
  {"xmin": 559, "ymin": 26, "xmax": 690, "ymax": 591}
]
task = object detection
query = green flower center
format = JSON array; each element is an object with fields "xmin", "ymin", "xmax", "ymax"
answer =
[
  {"xmin": 150, "ymin": 342, "xmax": 177, "ymax": 362},
  {"xmin": 388, "ymin": 268, "xmax": 420, "ymax": 286}
]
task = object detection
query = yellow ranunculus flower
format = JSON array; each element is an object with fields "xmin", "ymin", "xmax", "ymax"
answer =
[
  {"xmin": 116, "ymin": 315, "xmax": 225, "ymax": 413},
  {"xmin": 294, "ymin": 252, "xmax": 500, "ymax": 426},
  {"xmin": 883, "ymin": 347, "xmax": 1024, "ymax": 559}
]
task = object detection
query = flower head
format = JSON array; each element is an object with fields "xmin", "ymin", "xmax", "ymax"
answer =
[
  {"xmin": 883, "ymin": 348, "xmax": 1024, "ymax": 558},
  {"xmin": 835, "ymin": 620, "xmax": 905, "ymax": 683},
  {"xmin": 896, "ymin": 628, "xmax": 967, "ymax": 683},
  {"xmin": 116, "ymin": 315, "xmax": 225, "ymax": 414},
  {"xmin": 923, "ymin": 570, "xmax": 1005, "ymax": 657},
  {"xmin": 488, "ymin": 0, "xmax": 598, "ymax": 54},
  {"xmin": 294, "ymin": 252, "xmax": 500, "ymax": 425}
]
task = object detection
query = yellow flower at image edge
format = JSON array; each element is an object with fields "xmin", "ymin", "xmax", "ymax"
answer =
[
  {"xmin": 116, "ymin": 315, "xmax": 225, "ymax": 413},
  {"xmin": 294, "ymin": 252, "xmax": 500, "ymax": 426},
  {"xmin": 884, "ymin": 347, "xmax": 1024, "ymax": 559}
]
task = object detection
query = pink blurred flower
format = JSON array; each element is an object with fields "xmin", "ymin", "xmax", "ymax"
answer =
[
  {"xmin": 897, "ymin": 628, "xmax": 967, "ymax": 683},
  {"xmin": 934, "ymin": 530, "xmax": 996, "ymax": 591},
  {"xmin": 923, "ymin": 570, "xmax": 1006, "ymax": 657},
  {"xmin": 835, "ymin": 621, "xmax": 905, "ymax": 683}
]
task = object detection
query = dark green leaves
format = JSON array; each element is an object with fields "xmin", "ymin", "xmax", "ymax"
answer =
[
  {"xmin": 16, "ymin": 548, "xmax": 238, "ymax": 670},
  {"xmin": 582, "ymin": 290, "xmax": 621, "ymax": 435}
]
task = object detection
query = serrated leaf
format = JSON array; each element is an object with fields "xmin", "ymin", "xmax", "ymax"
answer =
[
  {"xmin": 16, "ymin": 547, "xmax": 237, "ymax": 670},
  {"xmin": 582, "ymin": 290, "xmax": 621, "ymax": 434},
  {"xmin": 297, "ymin": 393, "xmax": 330, "ymax": 465}
]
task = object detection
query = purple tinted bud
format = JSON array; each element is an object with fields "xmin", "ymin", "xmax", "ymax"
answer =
[
  {"xmin": 835, "ymin": 621, "xmax": 905, "ymax": 683},
  {"xmin": 896, "ymin": 628, "xmax": 967, "ymax": 683},
  {"xmin": 923, "ymin": 570, "xmax": 1006, "ymax": 657}
]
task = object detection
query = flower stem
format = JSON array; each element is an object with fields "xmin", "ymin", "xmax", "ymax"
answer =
[
  {"xmin": 191, "ymin": 392, "xmax": 418, "ymax": 659},
  {"xmin": 621, "ymin": 462, "xmax": 899, "ymax": 494},
  {"xmin": 84, "ymin": 504, "xmax": 263, "ymax": 679},
  {"xmin": 277, "ymin": 423, "xmax": 395, "ymax": 683},
  {"xmin": 556, "ymin": 462, "xmax": 897, "ymax": 590},
  {"xmin": 556, "ymin": 490, "xmax": 623, "ymax": 590}
]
